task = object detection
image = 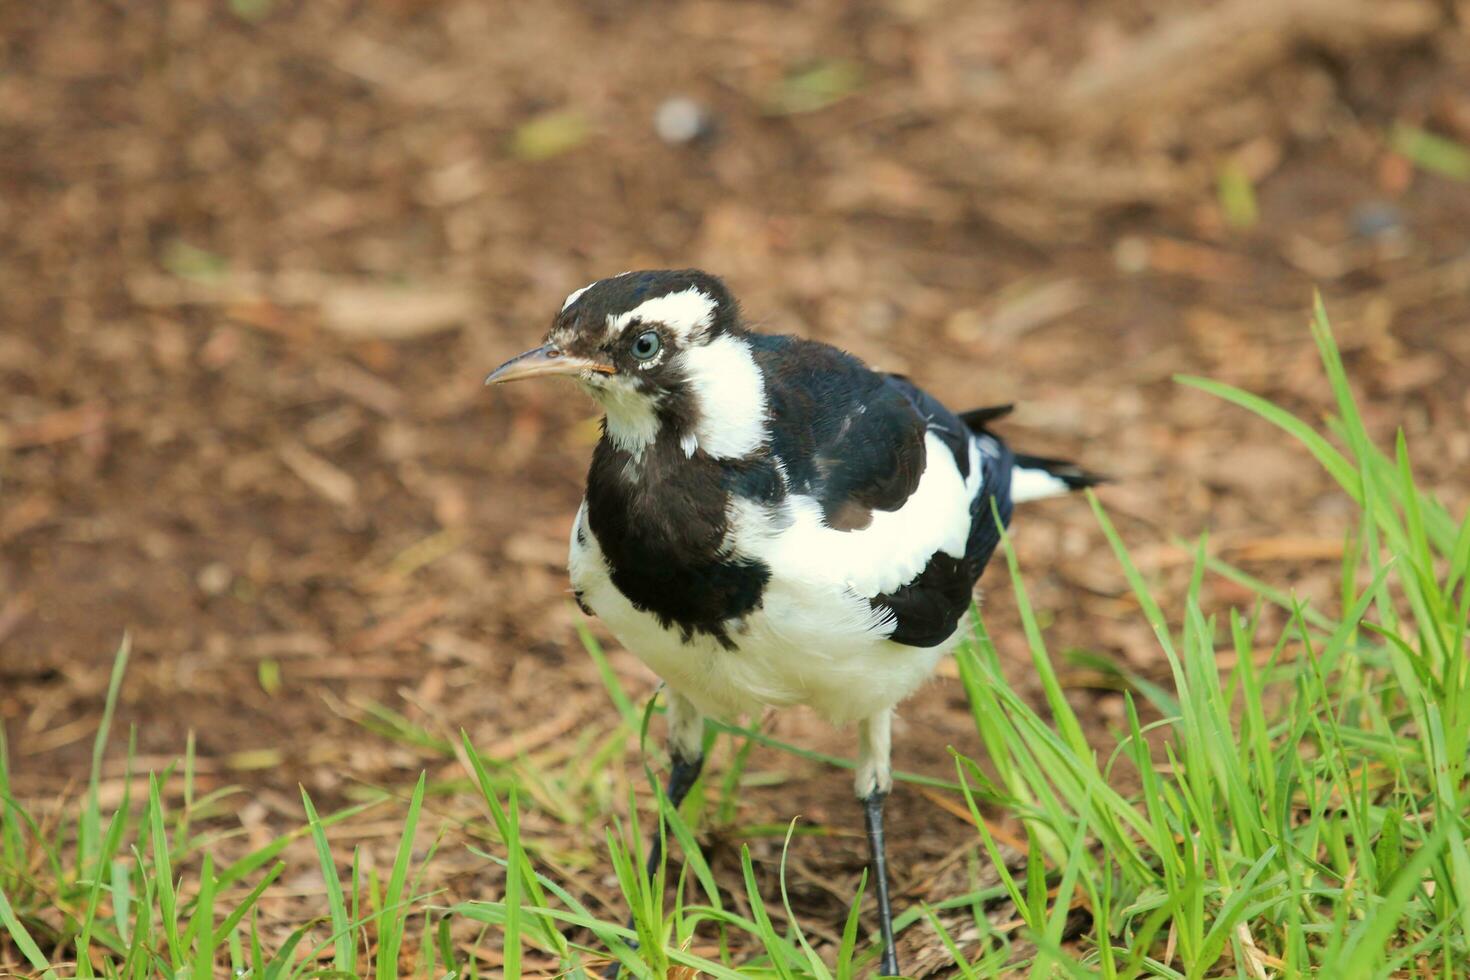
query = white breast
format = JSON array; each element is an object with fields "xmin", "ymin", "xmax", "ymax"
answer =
[{"xmin": 567, "ymin": 434, "xmax": 983, "ymax": 726}]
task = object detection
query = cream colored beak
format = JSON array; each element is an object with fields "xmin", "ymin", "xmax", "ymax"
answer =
[{"xmin": 484, "ymin": 344, "xmax": 615, "ymax": 385}]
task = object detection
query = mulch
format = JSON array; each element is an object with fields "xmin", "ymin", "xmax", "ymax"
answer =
[{"xmin": 3, "ymin": 0, "xmax": 1468, "ymax": 973}]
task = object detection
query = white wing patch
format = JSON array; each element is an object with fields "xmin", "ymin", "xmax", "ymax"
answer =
[
  {"xmin": 607, "ymin": 286, "xmax": 716, "ymax": 341},
  {"xmin": 679, "ymin": 334, "xmax": 767, "ymax": 459},
  {"xmin": 728, "ymin": 431, "xmax": 979, "ymax": 599}
]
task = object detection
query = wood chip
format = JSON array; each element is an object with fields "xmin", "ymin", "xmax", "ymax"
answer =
[
  {"xmin": 1045, "ymin": 0, "xmax": 1439, "ymax": 130},
  {"xmin": 503, "ymin": 530, "xmax": 569, "ymax": 567},
  {"xmin": 0, "ymin": 592, "xmax": 34, "ymax": 645},
  {"xmin": 0, "ymin": 402, "xmax": 107, "ymax": 449},
  {"xmin": 1224, "ymin": 537, "xmax": 1345, "ymax": 561},
  {"xmin": 479, "ymin": 702, "xmax": 587, "ymax": 759},
  {"xmin": 980, "ymin": 278, "xmax": 1088, "ymax": 341},
  {"xmin": 1144, "ymin": 237, "xmax": 1251, "ymax": 283},
  {"xmin": 318, "ymin": 360, "xmax": 404, "ymax": 417},
  {"xmin": 283, "ymin": 659, "xmax": 427, "ymax": 679},
  {"xmin": 349, "ymin": 596, "xmax": 447, "ymax": 653},
  {"xmin": 278, "ymin": 440, "xmax": 358, "ymax": 508},
  {"xmin": 130, "ymin": 269, "xmax": 478, "ymax": 339},
  {"xmin": 246, "ymin": 632, "xmax": 333, "ymax": 659},
  {"xmin": 916, "ymin": 786, "xmax": 1033, "ymax": 855},
  {"xmin": 0, "ymin": 494, "xmax": 54, "ymax": 542},
  {"xmin": 318, "ymin": 282, "xmax": 477, "ymax": 339},
  {"xmin": 24, "ymin": 712, "xmax": 97, "ymax": 753}
]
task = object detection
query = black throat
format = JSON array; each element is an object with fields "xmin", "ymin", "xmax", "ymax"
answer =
[{"xmin": 583, "ymin": 424, "xmax": 782, "ymax": 648}]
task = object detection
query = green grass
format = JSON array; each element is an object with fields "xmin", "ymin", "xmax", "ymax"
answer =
[{"xmin": 4, "ymin": 301, "xmax": 1468, "ymax": 976}]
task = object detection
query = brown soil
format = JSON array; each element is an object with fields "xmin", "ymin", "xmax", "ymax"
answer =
[{"xmin": 3, "ymin": 0, "xmax": 1469, "ymax": 974}]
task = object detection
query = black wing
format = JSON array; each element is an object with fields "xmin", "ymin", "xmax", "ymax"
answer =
[
  {"xmin": 746, "ymin": 335, "xmax": 931, "ymax": 530},
  {"xmin": 882, "ymin": 373, "xmax": 973, "ymax": 479}
]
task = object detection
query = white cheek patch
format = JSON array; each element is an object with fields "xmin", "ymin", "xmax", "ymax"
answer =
[
  {"xmin": 607, "ymin": 286, "xmax": 716, "ymax": 342},
  {"xmin": 678, "ymin": 334, "xmax": 767, "ymax": 459}
]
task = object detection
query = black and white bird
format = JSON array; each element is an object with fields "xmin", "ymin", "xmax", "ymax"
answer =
[{"xmin": 487, "ymin": 269, "xmax": 1099, "ymax": 975}]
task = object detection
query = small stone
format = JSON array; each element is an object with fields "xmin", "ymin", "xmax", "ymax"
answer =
[
  {"xmin": 1351, "ymin": 200, "xmax": 1404, "ymax": 238},
  {"xmin": 654, "ymin": 96, "xmax": 711, "ymax": 145},
  {"xmin": 198, "ymin": 561, "xmax": 233, "ymax": 596},
  {"xmin": 1113, "ymin": 236, "xmax": 1150, "ymax": 274}
]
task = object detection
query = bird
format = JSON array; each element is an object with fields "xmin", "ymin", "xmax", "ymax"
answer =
[{"xmin": 486, "ymin": 269, "xmax": 1100, "ymax": 975}]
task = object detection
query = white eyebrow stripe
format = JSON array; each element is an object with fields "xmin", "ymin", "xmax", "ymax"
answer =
[
  {"xmin": 606, "ymin": 286, "xmax": 716, "ymax": 341},
  {"xmin": 562, "ymin": 271, "xmax": 637, "ymax": 314},
  {"xmin": 561, "ymin": 281, "xmax": 595, "ymax": 312}
]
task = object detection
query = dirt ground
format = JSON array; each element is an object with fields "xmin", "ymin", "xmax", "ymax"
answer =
[{"xmin": 3, "ymin": 0, "xmax": 1470, "ymax": 973}]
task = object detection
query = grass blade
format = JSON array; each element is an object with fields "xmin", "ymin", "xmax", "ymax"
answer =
[
  {"xmin": 375, "ymin": 772, "xmax": 426, "ymax": 980},
  {"xmin": 302, "ymin": 787, "xmax": 355, "ymax": 974}
]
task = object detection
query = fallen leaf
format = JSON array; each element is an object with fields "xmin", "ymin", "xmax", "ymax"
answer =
[{"xmin": 510, "ymin": 109, "xmax": 589, "ymax": 161}]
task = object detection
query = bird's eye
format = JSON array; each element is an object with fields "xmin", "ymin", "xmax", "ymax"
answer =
[{"xmin": 630, "ymin": 330, "xmax": 661, "ymax": 361}]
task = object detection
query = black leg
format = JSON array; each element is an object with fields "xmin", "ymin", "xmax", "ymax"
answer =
[
  {"xmin": 863, "ymin": 792, "xmax": 900, "ymax": 976},
  {"xmin": 602, "ymin": 750, "xmax": 705, "ymax": 978},
  {"xmin": 639, "ymin": 750, "xmax": 704, "ymax": 883}
]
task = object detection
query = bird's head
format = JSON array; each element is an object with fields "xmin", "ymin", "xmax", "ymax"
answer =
[{"xmin": 488, "ymin": 269, "xmax": 765, "ymax": 459}]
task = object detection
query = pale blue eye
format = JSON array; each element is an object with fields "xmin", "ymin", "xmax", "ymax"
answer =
[{"xmin": 631, "ymin": 330, "xmax": 661, "ymax": 360}]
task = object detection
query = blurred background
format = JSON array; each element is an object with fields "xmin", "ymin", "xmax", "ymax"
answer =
[{"xmin": 3, "ymin": 0, "xmax": 1469, "ymax": 969}]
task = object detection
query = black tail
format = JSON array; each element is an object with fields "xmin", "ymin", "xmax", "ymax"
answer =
[
  {"xmin": 958, "ymin": 404, "xmax": 1014, "ymax": 428},
  {"xmin": 960, "ymin": 403, "xmax": 1107, "ymax": 499},
  {"xmin": 1012, "ymin": 452, "xmax": 1106, "ymax": 493}
]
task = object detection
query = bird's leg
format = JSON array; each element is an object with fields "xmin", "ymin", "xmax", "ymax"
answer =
[
  {"xmin": 640, "ymin": 690, "xmax": 706, "ymax": 882},
  {"xmin": 857, "ymin": 710, "xmax": 900, "ymax": 976},
  {"xmin": 603, "ymin": 690, "xmax": 705, "ymax": 978}
]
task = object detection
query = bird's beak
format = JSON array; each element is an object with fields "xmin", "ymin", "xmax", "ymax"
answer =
[{"xmin": 484, "ymin": 344, "xmax": 615, "ymax": 385}]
